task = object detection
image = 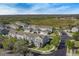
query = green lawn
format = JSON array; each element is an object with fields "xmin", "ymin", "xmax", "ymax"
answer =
[
  {"xmin": 38, "ymin": 41, "xmax": 55, "ymax": 51},
  {"xmin": 74, "ymin": 41, "xmax": 79, "ymax": 47},
  {"xmin": 36, "ymin": 33, "xmax": 60, "ymax": 51}
]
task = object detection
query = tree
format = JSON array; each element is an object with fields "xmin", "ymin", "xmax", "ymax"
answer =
[
  {"xmin": 73, "ymin": 32, "xmax": 79, "ymax": 41},
  {"xmin": 13, "ymin": 39, "xmax": 30, "ymax": 56},
  {"xmin": 65, "ymin": 40, "xmax": 75, "ymax": 55},
  {"xmin": 65, "ymin": 40, "xmax": 74, "ymax": 49},
  {"xmin": 68, "ymin": 25, "xmax": 73, "ymax": 30},
  {"xmin": 2, "ymin": 37, "xmax": 17, "ymax": 50}
]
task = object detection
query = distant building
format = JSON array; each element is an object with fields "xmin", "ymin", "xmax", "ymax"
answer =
[{"xmin": 71, "ymin": 27, "xmax": 79, "ymax": 32}]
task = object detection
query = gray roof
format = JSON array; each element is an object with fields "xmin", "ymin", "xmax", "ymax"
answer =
[{"xmin": 9, "ymin": 29, "xmax": 48, "ymax": 40}]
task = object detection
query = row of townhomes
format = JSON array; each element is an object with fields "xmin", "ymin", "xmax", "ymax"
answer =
[{"xmin": 0, "ymin": 21, "xmax": 53, "ymax": 48}]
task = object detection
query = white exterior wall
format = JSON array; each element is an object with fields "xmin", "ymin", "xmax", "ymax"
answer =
[
  {"xmin": 24, "ymin": 30, "xmax": 30, "ymax": 33},
  {"xmin": 15, "ymin": 34, "xmax": 24, "ymax": 39},
  {"xmin": 8, "ymin": 33, "xmax": 16, "ymax": 38},
  {"xmin": 33, "ymin": 37, "xmax": 43, "ymax": 48},
  {"xmin": 39, "ymin": 32, "xmax": 48, "ymax": 35},
  {"xmin": 9, "ymin": 25, "xmax": 18, "ymax": 29},
  {"xmin": 8, "ymin": 32, "xmax": 25, "ymax": 40},
  {"xmin": 71, "ymin": 27, "xmax": 78, "ymax": 32}
]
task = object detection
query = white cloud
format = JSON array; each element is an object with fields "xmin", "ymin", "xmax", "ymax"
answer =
[
  {"xmin": 0, "ymin": 3, "xmax": 79, "ymax": 15},
  {"xmin": 24, "ymin": 4, "xmax": 71, "ymax": 14},
  {"xmin": 0, "ymin": 5, "xmax": 18, "ymax": 15},
  {"xmin": 0, "ymin": 8, "xmax": 17, "ymax": 15}
]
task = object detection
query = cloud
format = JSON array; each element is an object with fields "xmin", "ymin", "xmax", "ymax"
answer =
[
  {"xmin": 24, "ymin": 4, "xmax": 71, "ymax": 14},
  {"xmin": 0, "ymin": 5, "xmax": 17, "ymax": 15},
  {"xmin": 0, "ymin": 3, "xmax": 79, "ymax": 15},
  {"xmin": 0, "ymin": 4, "xmax": 28, "ymax": 15}
]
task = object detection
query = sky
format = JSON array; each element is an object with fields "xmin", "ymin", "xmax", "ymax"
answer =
[{"xmin": 0, "ymin": 3, "xmax": 79, "ymax": 15}]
